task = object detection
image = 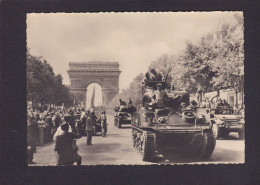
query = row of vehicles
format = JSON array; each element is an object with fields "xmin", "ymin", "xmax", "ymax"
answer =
[
  {"xmin": 75, "ymin": 109, "xmax": 108, "ymax": 137},
  {"xmin": 114, "ymin": 79, "xmax": 245, "ymax": 162},
  {"xmin": 209, "ymin": 106, "xmax": 245, "ymax": 139}
]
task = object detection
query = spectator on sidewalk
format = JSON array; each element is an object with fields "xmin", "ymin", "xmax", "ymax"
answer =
[
  {"xmin": 27, "ymin": 114, "xmax": 39, "ymax": 164},
  {"xmin": 54, "ymin": 123, "xmax": 82, "ymax": 166}
]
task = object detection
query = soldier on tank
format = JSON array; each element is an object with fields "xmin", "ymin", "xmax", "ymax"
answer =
[
  {"xmin": 149, "ymin": 83, "xmax": 169, "ymax": 109},
  {"xmin": 119, "ymin": 99, "xmax": 126, "ymax": 105},
  {"xmin": 128, "ymin": 98, "xmax": 133, "ymax": 106},
  {"xmin": 143, "ymin": 72, "xmax": 152, "ymax": 89},
  {"xmin": 150, "ymin": 69, "xmax": 163, "ymax": 81}
]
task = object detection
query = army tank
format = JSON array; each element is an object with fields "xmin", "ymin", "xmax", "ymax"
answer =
[
  {"xmin": 114, "ymin": 99, "xmax": 137, "ymax": 128},
  {"xmin": 131, "ymin": 80, "xmax": 216, "ymax": 162}
]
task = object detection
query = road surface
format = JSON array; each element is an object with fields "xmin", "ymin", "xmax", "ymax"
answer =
[{"xmin": 31, "ymin": 114, "xmax": 244, "ymax": 166}]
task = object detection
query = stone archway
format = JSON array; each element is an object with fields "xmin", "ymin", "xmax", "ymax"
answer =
[{"xmin": 67, "ymin": 61, "xmax": 121, "ymax": 107}]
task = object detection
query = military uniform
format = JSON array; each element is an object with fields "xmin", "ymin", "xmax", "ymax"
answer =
[{"xmin": 86, "ymin": 116, "xmax": 93, "ymax": 145}]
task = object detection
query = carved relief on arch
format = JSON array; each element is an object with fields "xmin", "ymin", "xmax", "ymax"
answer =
[
  {"xmin": 71, "ymin": 80, "xmax": 84, "ymax": 88},
  {"xmin": 103, "ymin": 77, "xmax": 118, "ymax": 88}
]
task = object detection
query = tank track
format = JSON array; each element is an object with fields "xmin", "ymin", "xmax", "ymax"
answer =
[
  {"xmin": 132, "ymin": 126, "xmax": 156, "ymax": 162},
  {"xmin": 199, "ymin": 132, "xmax": 216, "ymax": 159}
]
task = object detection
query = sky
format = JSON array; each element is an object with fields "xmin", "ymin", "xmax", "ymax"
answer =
[
  {"xmin": 27, "ymin": 12, "xmax": 242, "ymax": 91},
  {"xmin": 86, "ymin": 83, "xmax": 102, "ymax": 108}
]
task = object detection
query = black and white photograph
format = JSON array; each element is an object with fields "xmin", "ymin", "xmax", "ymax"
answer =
[{"xmin": 26, "ymin": 12, "xmax": 245, "ymax": 166}]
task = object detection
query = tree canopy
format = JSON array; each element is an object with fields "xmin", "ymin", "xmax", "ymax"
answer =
[
  {"xmin": 148, "ymin": 13, "xmax": 244, "ymax": 94},
  {"xmin": 27, "ymin": 51, "xmax": 74, "ymax": 109},
  {"xmin": 108, "ymin": 73, "xmax": 144, "ymax": 109}
]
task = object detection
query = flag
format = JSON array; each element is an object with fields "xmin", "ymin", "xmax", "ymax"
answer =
[{"xmin": 91, "ymin": 85, "xmax": 95, "ymax": 107}]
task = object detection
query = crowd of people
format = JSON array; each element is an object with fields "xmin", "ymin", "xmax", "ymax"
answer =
[{"xmin": 27, "ymin": 106, "xmax": 107, "ymax": 165}]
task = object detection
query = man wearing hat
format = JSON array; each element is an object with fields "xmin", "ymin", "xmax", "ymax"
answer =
[{"xmin": 54, "ymin": 123, "xmax": 82, "ymax": 166}]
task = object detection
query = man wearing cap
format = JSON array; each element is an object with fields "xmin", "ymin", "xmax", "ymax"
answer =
[{"xmin": 54, "ymin": 123, "xmax": 82, "ymax": 166}]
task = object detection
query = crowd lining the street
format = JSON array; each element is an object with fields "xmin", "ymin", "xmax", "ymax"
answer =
[{"xmin": 27, "ymin": 106, "xmax": 107, "ymax": 165}]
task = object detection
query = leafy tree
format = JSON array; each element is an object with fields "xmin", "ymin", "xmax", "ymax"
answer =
[
  {"xmin": 180, "ymin": 13, "xmax": 244, "ymax": 95},
  {"xmin": 210, "ymin": 15, "xmax": 244, "ymax": 91},
  {"xmin": 108, "ymin": 73, "xmax": 144, "ymax": 110},
  {"xmin": 148, "ymin": 53, "xmax": 185, "ymax": 90},
  {"xmin": 27, "ymin": 51, "xmax": 74, "ymax": 110}
]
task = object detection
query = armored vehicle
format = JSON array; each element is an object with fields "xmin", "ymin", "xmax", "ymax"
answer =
[
  {"xmin": 209, "ymin": 106, "xmax": 245, "ymax": 139},
  {"xmin": 92, "ymin": 108, "xmax": 103, "ymax": 136},
  {"xmin": 131, "ymin": 80, "xmax": 216, "ymax": 162},
  {"xmin": 114, "ymin": 104, "xmax": 137, "ymax": 128}
]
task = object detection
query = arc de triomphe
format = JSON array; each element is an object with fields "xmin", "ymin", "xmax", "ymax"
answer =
[{"xmin": 67, "ymin": 61, "xmax": 121, "ymax": 106}]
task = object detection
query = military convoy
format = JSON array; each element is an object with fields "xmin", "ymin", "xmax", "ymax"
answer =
[
  {"xmin": 131, "ymin": 80, "xmax": 216, "ymax": 162},
  {"xmin": 114, "ymin": 102, "xmax": 136, "ymax": 128},
  {"xmin": 209, "ymin": 106, "xmax": 245, "ymax": 139}
]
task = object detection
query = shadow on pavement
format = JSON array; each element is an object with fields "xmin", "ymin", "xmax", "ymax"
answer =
[
  {"xmin": 106, "ymin": 133, "xmax": 125, "ymax": 138},
  {"xmin": 152, "ymin": 148, "xmax": 206, "ymax": 164},
  {"xmin": 152, "ymin": 146, "xmax": 244, "ymax": 164},
  {"xmin": 82, "ymin": 142, "xmax": 122, "ymax": 153},
  {"xmin": 217, "ymin": 133, "xmax": 242, "ymax": 141}
]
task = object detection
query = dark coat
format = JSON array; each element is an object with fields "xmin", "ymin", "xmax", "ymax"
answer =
[
  {"xmin": 86, "ymin": 117, "xmax": 93, "ymax": 131},
  {"xmin": 45, "ymin": 115, "xmax": 53, "ymax": 128},
  {"xmin": 54, "ymin": 115, "xmax": 62, "ymax": 129},
  {"xmin": 54, "ymin": 132, "xmax": 81, "ymax": 165},
  {"xmin": 27, "ymin": 117, "xmax": 39, "ymax": 152}
]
